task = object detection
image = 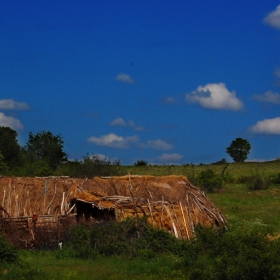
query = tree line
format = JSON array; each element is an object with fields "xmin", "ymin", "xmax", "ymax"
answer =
[
  {"xmin": 0, "ymin": 126, "xmax": 252, "ymax": 177},
  {"xmin": 0, "ymin": 127, "xmax": 122, "ymax": 177}
]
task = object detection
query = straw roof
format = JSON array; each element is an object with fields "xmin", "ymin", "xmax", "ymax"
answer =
[{"xmin": 0, "ymin": 175, "xmax": 227, "ymax": 239}]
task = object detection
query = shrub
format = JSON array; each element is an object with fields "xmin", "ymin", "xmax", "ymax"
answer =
[
  {"xmin": 238, "ymin": 174, "xmax": 270, "ymax": 190},
  {"xmin": 62, "ymin": 224, "xmax": 95, "ymax": 259},
  {"xmin": 0, "ymin": 233, "xmax": 18, "ymax": 263},
  {"xmin": 183, "ymin": 226, "xmax": 280, "ymax": 280},
  {"xmin": 134, "ymin": 160, "xmax": 148, "ymax": 166},
  {"xmin": 62, "ymin": 218, "xmax": 183, "ymax": 259},
  {"xmin": 269, "ymin": 173, "xmax": 280, "ymax": 185},
  {"xmin": 195, "ymin": 169, "xmax": 222, "ymax": 193}
]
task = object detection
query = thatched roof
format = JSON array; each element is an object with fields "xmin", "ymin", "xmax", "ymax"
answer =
[{"xmin": 0, "ymin": 175, "xmax": 227, "ymax": 239}]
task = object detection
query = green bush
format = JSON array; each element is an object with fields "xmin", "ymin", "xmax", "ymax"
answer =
[
  {"xmin": 62, "ymin": 218, "xmax": 182, "ymax": 259},
  {"xmin": 90, "ymin": 218, "xmax": 182, "ymax": 258},
  {"xmin": 183, "ymin": 226, "xmax": 280, "ymax": 280},
  {"xmin": 195, "ymin": 169, "xmax": 222, "ymax": 192},
  {"xmin": 62, "ymin": 224, "xmax": 95, "ymax": 259},
  {"xmin": 0, "ymin": 233, "xmax": 18, "ymax": 263},
  {"xmin": 269, "ymin": 173, "xmax": 280, "ymax": 185},
  {"xmin": 134, "ymin": 160, "xmax": 148, "ymax": 166},
  {"xmin": 238, "ymin": 174, "xmax": 270, "ymax": 190}
]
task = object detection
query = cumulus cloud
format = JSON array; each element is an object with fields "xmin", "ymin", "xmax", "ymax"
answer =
[
  {"xmin": 87, "ymin": 133, "xmax": 173, "ymax": 150},
  {"xmin": 252, "ymin": 91, "xmax": 280, "ymax": 104},
  {"xmin": 264, "ymin": 5, "xmax": 280, "ymax": 29},
  {"xmin": 0, "ymin": 99, "xmax": 30, "ymax": 110},
  {"xmin": 115, "ymin": 73, "xmax": 135, "ymax": 84},
  {"xmin": 156, "ymin": 153, "xmax": 184, "ymax": 164},
  {"xmin": 88, "ymin": 133, "xmax": 140, "ymax": 148},
  {"xmin": 110, "ymin": 117, "xmax": 135, "ymax": 127},
  {"xmin": 144, "ymin": 140, "xmax": 173, "ymax": 150},
  {"xmin": 110, "ymin": 117, "xmax": 144, "ymax": 131},
  {"xmin": 250, "ymin": 117, "xmax": 280, "ymax": 134},
  {"xmin": 0, "ymin": 112, "xmax": 23, "ymax": 130},
  {"xmin": 185, "ymin": 83, "xmax": 243, "ymax": 111}
]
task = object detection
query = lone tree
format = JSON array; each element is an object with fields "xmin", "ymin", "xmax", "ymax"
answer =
[
  {"xmin": 226, "ymin": 137, "xmax": 251, "ymax": 162},
  {"xmin": 24, "ymin": 130, "xmax": 68, "ymax": 170}
]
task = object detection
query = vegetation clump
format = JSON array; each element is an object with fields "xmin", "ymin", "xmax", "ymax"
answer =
[
  {"xmin": 59, "ymin": 218, "xmax": 182, "ymax": 259},
  {"xmin": 183, "ymin": 226, "xmax": 280, "ymax": 280},
  {"xmin": 226, "ymin": 137, "xmax": 251, "ymax": 162}
]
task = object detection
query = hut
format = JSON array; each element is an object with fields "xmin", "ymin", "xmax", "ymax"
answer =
[{"xmin": 0, "ymin": 175, "xmax": 227, "ymax": 242}]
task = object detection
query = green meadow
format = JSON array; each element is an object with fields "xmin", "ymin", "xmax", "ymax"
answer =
[{"xmin": 1, "ymin": 160, "xmax": 280, "ymax": 280}]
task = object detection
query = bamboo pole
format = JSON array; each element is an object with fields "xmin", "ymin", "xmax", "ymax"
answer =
[
  {"xmin": 147, "ymin": 199, "xmax": 155, "ymax": 226},
  {"xmin": 186, "ymin": 194, "xmax": 195, "ymax": 237},
  {"xmin": 44, "ymin": 185, "xmax": 57, "ymax": 214},
  {"xmin": 2, "ymin": 190, "xmax": 6, "ymax": 208},
  {"xmin": 164, "ymin": 205, "xmax": 178, "ymax": 238},
  {"xmin": 172, "ymin": 204, "xmax": 183, "ymax": 238},
  {"xmin": 66, "ymin": 203, "xmax": 76, "ymax": 215},
  {"xmin": 13, "ymin": 185, "xmax": 17, "ymax": 217},
  {"xmin": 8, "ymin": 178, "xmax": 11, "ymax": 216},
  {"xmin": 60, "ymin": 192, "xmax": 65, "ymax": 214},
  {"xmin": 180, "ymin": 202, "xmax": 190, "ymax": 240},
  {"xmin": 15, "ymin": 194, "xmax": 19, "ymax": 217}
]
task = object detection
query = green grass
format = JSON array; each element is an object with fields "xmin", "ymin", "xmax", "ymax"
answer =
[
  {"xmin": 2, "ymin": 160, "xmax": 280, "ymax": 279},
  {"xmin": 0, "ymin": 251, "xmax": 185, "ymax": 280},
  {"xmin": 209, "ymin": 184, "xmax": 280, "ymax": 233},
  {"xmin": 123, "ymin": 160, "xmax": 280, "ymax": 180}
]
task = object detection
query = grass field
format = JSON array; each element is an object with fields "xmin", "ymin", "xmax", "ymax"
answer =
[{"xmin": 1, "ymin": 160, "xmax": 280, "ymax": 279}]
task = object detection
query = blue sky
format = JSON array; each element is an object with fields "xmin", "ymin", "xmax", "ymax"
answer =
[{"xmin": 1, "ymin": 1, "xmax": 280, "ymax": 165}]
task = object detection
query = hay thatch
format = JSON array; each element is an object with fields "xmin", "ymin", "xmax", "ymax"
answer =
[{"xmin": 0, "ymin": 175, "xmax": 227, "ymax": 239}]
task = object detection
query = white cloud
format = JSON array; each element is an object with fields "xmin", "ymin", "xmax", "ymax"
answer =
[
  {"xmin": 252, "ymin": 91, "xmax": 280, "ymax": 104},
  {"xmin": 162, "ymin": 97, "xmax": 176, "ymax": 104},
  {"xmin": 110, "ymin": 117, "xmax": 127, "ymax": 126},
  {"xmin": 0, "ymin": 112, "xmax": 23, "ymax": 130},
  {"xmin": 250, "ymin": 117, "xmax": 280, "ymax": 134},
  {"xmin": 157, "ymin": 153, "xmax": 184, "ymax": 163},
  {"xmin": 87, "ymin": 133, "xmax": 140, "ymax": 148},
  {"xmin": 115, "ymin": 73, "xmax": 135, "ymax": 84},
  {"xmin": 264, "ymin": 5, "xmax": 280, "ymax": 29},
  {"xmin": 185, "ymin": 83, "xmax": 243, "ymax": 111},
  {"xmin": 87, "ymin": 133, "xmax": 173, "ymax": 150},
  {"xmin": 0, "ymin": 99, "xmax": 30, "ymax": 110},
  {"xmin": 110, "ymin": 117, "xmax": 144, "ymax": 131},
  {"xmin": 145, "ymin": 139, "xmax": 173, "ymax": 150}
]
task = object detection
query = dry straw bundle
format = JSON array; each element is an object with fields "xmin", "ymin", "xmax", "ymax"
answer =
[{"xmin": 0, "ymin": 175, "xmax": 227, "ymax": 240}]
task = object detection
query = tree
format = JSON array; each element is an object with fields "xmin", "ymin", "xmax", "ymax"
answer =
[
  {"xmin": 134, "ymin": 160, "xmax": 148, "ymax": 166},
  {"xmin": 0, "ymin": 151, "xmax": 8, "ymax": 174},
  {"xmin": 0, "ymin": 126, "xmax": 22, "ymax": 169},
  {"xmin": 24, "ymin": 130, "xmax": 68, "ymax": 170},
  {"xmin": 226, "ymin": 137, "xmax": 251, "ymax": 162}
]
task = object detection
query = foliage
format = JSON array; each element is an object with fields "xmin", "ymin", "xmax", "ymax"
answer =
[
  {"xmin": 195, "ymin": 169, "xmax": 221, "ymax": 192},
  {"xmin": 269, "ymin": 173, "xmax": 280, "ymax": 185},
  {"xmin": 0, "ymin": 126, "xmax": 22, "ymax": 169},
  {"xmin": 195, "ymin": 164, "xmax": 231, "ymax": 192},
  {"xmin": 0, "ymin": 151, "xmax": 8, "ymax": 174},
  {"xmin": 238, "ymin": 174, "xmax": 270, "ymax": 190},
  {"xmin": 226, "ymin": 137, "xmax": 251, "ymax": 162},
  {"xmin": 12, "ymin": 159, "xmax": 54, "ymax": 177},
  {"xmin": 183, "ymin": 226, "xmax": 280, "ymax": 280},
  {"xmin": 64, "ymin": 154, "xmax": 124, "ymax": 178},
  {"xmin": 134, "ymin": 160, "xmax": 148, "ymax": 166},
  {"xmin": 0, "ymin": 233, "xmax": 18, "ymax": 263},
  {"xmin": 24, "ymin": 130, "xmax": 68, "ymax": 170},
  {"xmin": 212, "ymin": 158, "xmax": 227, "ymax": 165},
  {"xmin": 62, "ymin": 218, "xmax": 182, "ymax": 259}
]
